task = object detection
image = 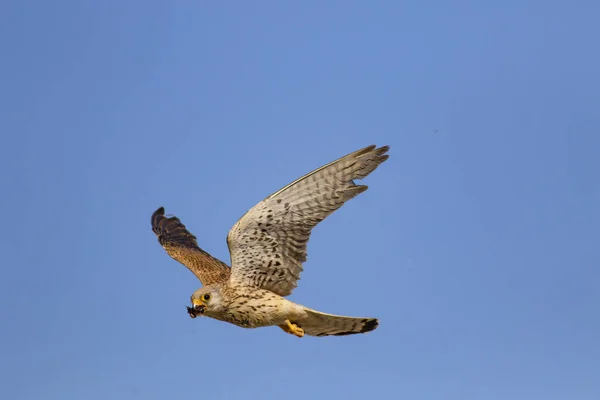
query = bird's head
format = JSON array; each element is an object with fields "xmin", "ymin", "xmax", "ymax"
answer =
[{"xmin": 187, "ymin": 286, "xmax": 224, "ymax": 318}]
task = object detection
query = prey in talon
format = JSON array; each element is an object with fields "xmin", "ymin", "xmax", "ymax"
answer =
[{"xmin": 152, "ymin": 145, "xmax": 389, "ymax": 337}]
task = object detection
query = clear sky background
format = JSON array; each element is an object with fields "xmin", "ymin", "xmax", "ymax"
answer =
[{"xmin": 1, "ymin": 1, "xmax": 599, "ymax": 399}]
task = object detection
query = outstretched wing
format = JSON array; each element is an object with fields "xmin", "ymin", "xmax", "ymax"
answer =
[
  {"xmin": 226, "ymin": 145, "xmax": 390, "ymax": 296},
  {"xmin": 151, "ymin": 207, "xmax": 230, "ymax": 286}
]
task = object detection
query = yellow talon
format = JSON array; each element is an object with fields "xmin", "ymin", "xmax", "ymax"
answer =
[{"xmin": 279, "ymin": 320, "xmax": 304, "ymax": 338}]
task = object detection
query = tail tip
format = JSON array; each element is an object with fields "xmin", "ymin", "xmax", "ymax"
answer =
[
  {"xmin": 328, "ymin": 318, "xmax": 379, "ymax": 336},
  {"xmin": 360, "ymin": 318, "xmax": 379, "ymax": 333}
]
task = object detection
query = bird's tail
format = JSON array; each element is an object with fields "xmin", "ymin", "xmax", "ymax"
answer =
[{"xmin": 298, "ymin": 308, "xmax": 379, "ymax": 337}]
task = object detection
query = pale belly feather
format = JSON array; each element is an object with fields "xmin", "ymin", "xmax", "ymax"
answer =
[{"xmin": 213, "ymin": 288, "xmax": 306, "ymax": 328}]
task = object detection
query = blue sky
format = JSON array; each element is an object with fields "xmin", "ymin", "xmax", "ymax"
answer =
[{"xmin": 1, "ymin": 1, "xmax": 599, "ymax": 399}]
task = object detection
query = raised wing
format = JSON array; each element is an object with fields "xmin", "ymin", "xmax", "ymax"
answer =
[
  {"xmin": 226, "ymin": 145, "xmax": 390, "ymax": 296},
  {"xmin": 151, "ymin": 207, "xmax": 230, "ymax": 286}
]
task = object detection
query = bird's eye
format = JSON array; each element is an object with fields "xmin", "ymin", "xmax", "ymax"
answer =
[{"xmin": 203, "ymin": 294, "xmax": 211, "ymax": 301}]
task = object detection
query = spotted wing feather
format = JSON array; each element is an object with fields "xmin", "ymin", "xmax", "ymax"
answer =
[
  {"xmin": 226, "ymin": 145, "xmax": 390, "ymax": 296},
  {"xmin": 151, "ymin": 207, "xmax": 230, "ymax": 286}
]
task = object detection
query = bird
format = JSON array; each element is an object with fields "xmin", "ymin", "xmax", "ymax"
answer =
[{"xmin": 151, "ymin": 144, "xmax": 390, "ymax": 337}]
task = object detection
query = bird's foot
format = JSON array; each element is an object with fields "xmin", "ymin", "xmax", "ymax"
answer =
[{"xmin": 279, "ymin": 320, "xmax": 304, "ymax": 338}]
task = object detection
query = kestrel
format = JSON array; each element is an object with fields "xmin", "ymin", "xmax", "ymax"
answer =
[{"xmin": 151, "ymin": 145, "xmax": 389, "ymax": 337}]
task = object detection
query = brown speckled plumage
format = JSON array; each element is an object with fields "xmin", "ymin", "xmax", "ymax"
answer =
[
  {"xmin": 151, "ymin": 145, "xmax": 389, "ymax": 337},
  {"xmin": 152, "ymin": 208, "xmax": 230, "ymax": 286}
]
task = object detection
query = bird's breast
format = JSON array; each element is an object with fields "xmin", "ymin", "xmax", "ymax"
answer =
[{"xmin": 219, "ymin": 288, "xmax": 293, "ymax": 328}]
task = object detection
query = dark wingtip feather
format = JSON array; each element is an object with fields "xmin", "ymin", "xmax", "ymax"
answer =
[
  {"xmin": 375, "ymin": 145, "xmax": 390, "ymax": 159},
  {"xmin": 151, "ymin": 207, "xmax": 166, "ymax": 230},
  {"xmin": 151, "ymin": 206, "xmax": 199, "ymax": 248}
]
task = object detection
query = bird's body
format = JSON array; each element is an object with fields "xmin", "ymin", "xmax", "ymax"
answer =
[
  {"xmin": 192, "ymin": 284, "xmax": 304, "ymax": 329},
  {"xmin": 152, "ymin": 145, "xmax": 390, "ymax": 337}
]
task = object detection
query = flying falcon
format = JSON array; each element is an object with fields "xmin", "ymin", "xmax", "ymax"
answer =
[{"xmin": 151, "ymin": 145, "xmax": 389, "ymax": 337}]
